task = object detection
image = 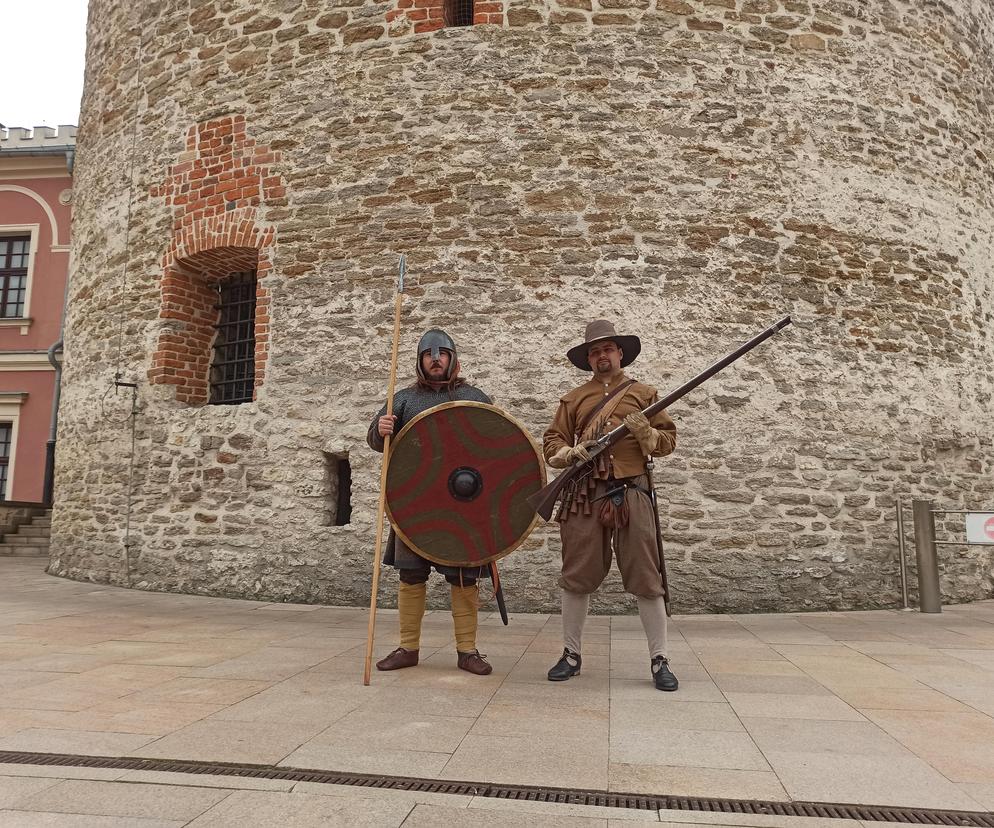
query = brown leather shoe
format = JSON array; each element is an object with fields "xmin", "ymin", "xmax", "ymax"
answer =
[
  {"xmin": 457, "ymin": 650, "xmax": 493, "ymax": 675},
  {"xmin": 376, "ymin": 647, "xmax": 419, "ymax": 671}
]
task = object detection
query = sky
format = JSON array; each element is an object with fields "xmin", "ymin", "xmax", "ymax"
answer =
[{"xmin": 1, "ymin": 1, "xmax": 89, "ymax": 130}]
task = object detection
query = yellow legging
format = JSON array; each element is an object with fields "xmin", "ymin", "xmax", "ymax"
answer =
[
  {"xmin": 398, "ymin": 581, "xmax": 426, "ymax": 650},
  {"xmin": 450, "ymin": 583, "xmax": 479, "ymax": 653},
  {"xmin": 397, "ymin": 581, "xmax": 479, "ymax": 652}
]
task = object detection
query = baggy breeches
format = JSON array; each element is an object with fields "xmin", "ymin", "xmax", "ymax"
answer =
[{"xmin": 558, "ymin": 478, "xmax": 665, "ymax": 598}]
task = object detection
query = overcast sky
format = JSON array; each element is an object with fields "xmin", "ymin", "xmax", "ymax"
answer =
[{"xmin": 1, "ymin": 1, "xmax": 89, "ymax": 130}]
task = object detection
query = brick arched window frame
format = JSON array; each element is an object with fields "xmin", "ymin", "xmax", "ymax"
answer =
[
  {"xmin": 150, "ymin": 227, "xmax": 273, "ymax": 405},
  {"xmin": 150, "ymin": 116, "xmax": 284, "ymax": 404},
  {"xmin": 386, "ymin": 0, "xmax": 502, "ymax": 33}
]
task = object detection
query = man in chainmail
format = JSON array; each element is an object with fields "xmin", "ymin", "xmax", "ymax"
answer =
[{"xmin": 367, "ymin": 329, "xmax": 494, "ymax": 676}]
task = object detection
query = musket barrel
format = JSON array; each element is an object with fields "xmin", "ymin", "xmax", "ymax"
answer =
[
  {"xmin": 597, "ymin": 315, "xmax": 791, "ymax": 446},
  {"xmin": 527, "ymin": 315, "xmax": 792, "ymax": 521}
]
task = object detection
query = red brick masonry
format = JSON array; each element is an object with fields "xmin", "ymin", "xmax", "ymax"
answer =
[
  {"xmin": 150, "ymin": 116, "xmax": 283, "ymax": 404},
  {"xmin": 386, "ymin": 0, "xmax": 504, "ymax": 35}
]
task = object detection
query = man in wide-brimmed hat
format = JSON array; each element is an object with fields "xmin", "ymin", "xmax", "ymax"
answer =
[{"xmin": 542, "ymin": 320, "xmax": 679, "ymax": 691}]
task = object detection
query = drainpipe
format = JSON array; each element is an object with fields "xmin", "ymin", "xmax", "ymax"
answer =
[{"xmin": 43, "ymin": 344, "xmax": 63, "ymax": 508}]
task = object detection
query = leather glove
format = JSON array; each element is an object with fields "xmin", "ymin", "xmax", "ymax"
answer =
[
  {"xmin": 624, "ymin": 411, "xmax": 658, "ymax": 455},
  {"xmin": 548, "ymin": 440, "xmax": 598, "ymax": 469}
]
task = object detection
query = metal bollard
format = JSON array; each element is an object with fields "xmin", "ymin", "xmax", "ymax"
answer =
[
  {"xmin": 896, "ymin": 497, "xmax": 910, "ymax": 610},
  {"xmin": 911, "ymin": 499, "xmax": 942, "ymax": 613}
]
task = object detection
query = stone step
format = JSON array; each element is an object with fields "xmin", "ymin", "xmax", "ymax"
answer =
[
  {"xmin": 4, "ymin": 535, "xmax": 50, "ymax": 546},
  {"xmin": 32, "ymin": 518, "xmax": 51, "ymax": 527},
  {"xmin": 15, "ymin": 526, "xmax": 49, "ymax": 538},
  {"xmin": 0, "ymin": 544, "xmax": 47, "ymax": 556}
]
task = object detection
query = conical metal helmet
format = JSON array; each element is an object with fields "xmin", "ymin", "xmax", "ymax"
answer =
[{"xmin": 416, "ymin": 328, "xmax": 457, "ymax": 382}]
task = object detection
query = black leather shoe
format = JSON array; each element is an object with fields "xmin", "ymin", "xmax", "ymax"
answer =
[
  {"xmin": 651, "ymin": 656, "xmax": 678, "ymax": 691},
  {"xmin": 547, "ymin": 648, "xmax": 581, "ymax": 681}
]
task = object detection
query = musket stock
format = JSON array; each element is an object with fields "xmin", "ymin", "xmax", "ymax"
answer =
[
  {"xmin": 528, "ymin": 315, "xmax": 792, "ymax": 522},
  {"xmin": 529, "ymin": 463, "xmax": 589, "ymax": 521}
]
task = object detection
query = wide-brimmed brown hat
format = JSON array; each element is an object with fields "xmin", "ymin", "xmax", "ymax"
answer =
[{"xmin": 566, "ymin": 320, "xmax": 641, "ymax": 371}]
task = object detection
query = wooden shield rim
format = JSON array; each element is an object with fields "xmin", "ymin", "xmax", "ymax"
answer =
[{"xmin": 384, "ymin": 401, "xmax": 547, "ymax": 568}]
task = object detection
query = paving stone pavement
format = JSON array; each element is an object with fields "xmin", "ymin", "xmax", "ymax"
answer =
[{"xmin": 0, "ymin": 559, "xmax": 993, "ymax": 826}]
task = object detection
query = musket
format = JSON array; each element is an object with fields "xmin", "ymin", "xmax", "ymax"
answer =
[{"xmin": 527, "ymin": 315, "xmax": 793, "ymax": 521}]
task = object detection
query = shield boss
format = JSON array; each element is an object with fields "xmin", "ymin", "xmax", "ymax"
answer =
[{"xmin": 385, "ymin": 401, "xmax": 546, "ymax": 567}]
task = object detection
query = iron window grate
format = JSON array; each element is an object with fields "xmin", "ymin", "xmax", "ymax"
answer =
[
  {"xmin": 210, "ymin": 271, "xmax": 257, "ymax": 405},
  {"xmin": 445, "ymin": 0, "xmax": 474, "ymax": 26},
  {"xmin": 0, "ymin": 751, "xmax": 991, "ymax": 826}
]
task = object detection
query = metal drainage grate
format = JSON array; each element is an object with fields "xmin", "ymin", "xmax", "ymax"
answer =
[{"xmin": 1, "ymin": 751, "xmax": 991, "ymax": 826}]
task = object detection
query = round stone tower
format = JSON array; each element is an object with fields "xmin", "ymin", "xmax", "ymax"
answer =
[{"xmin": 52, "ymin": 0, "xmax": 994, "ymax": 612}]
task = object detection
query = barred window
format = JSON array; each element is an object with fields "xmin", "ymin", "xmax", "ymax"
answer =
[
  {"xmin": 209, "ymin": 271, "xmax": 257, "ymax": 405},
  {"xmin": 0, "ymin": 422, "xmax": 11, "ymax": 500},
  {"xmin": 445, "ymin": 0, "xmax": 474, "ymax": 26},
  {"xmin": 0, "ymin": 237, "xmax": 29, "ymax": 318}
]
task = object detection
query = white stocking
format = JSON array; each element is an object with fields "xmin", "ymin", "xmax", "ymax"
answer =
[
  {"xmin": 562, "ymin": 590, "xmax": 589, "ymax": 654},
  {"xmin": 636, "ymin": 595, "xmax": 668, "ymax": 659}
]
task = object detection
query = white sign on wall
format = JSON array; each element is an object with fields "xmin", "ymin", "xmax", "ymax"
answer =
[{"xmin": 965, "ymin": 513, "xmax": 994, "ymax": 545}]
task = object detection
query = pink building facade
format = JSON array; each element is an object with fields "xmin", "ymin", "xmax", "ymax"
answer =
[{"xmin": 0, "ymin": 125, "xmax": 75, "ymax": 503}]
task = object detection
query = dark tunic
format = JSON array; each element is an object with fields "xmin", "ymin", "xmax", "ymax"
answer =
[{"xmin": 367, "ymin": 381, "xmax": 493, "ymax": 580}]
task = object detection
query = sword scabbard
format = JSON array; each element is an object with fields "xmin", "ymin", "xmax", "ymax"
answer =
[
  {"xmin": 646, "ymin": 460, "xmax": 672, "ymax": 617},
  {"xmin": 489, "ymin": 561, "xmax": 509, "ymax": 626}
]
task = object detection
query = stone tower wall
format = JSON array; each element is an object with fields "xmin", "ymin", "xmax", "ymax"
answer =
[{"xmin": 51, "ymin": 0, "xmax": 994, "ymax": 613}]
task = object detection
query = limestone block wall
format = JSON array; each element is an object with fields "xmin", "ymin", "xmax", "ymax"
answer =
[{"xmin": 51, "ymin": 0, "xmax": 994, "ymax": 613}]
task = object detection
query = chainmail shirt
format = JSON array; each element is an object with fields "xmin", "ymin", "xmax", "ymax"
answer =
[
  {"xmin": 366, "ymin": 383, "xmax": 492, "ymax": 452},
  {"xmin": 366, "ymin": 381, "xmax": 494, "ymax": 578}
]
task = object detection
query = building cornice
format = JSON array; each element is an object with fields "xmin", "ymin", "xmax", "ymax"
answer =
[
  {"xmin": 0, "ymin": 126, "xmax": 76, "ymax": 178},
  {"xmin": 0, "ymin": 155, "xmax": 73, "ymax": 180},
  {"xmin": 0, "ymin": 352, "xmax": 59, "ymax": 372}
]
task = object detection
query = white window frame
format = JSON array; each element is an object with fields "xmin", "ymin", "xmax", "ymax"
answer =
[
  {"xmin": 0, "ymin": 224, "xmax": 39, "ymax": 335},
  {"xmin": 0, "ymin": 393, "xmax": 27, "ymax": 500}
]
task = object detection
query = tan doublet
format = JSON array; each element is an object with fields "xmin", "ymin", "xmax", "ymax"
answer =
[
  {"xmin": 542, "ymin": 373, "xmax": 675, "ymax": 479},
  {"xmin": 542, "ymin": 372, "xmax": 676, "ymax": 598}
]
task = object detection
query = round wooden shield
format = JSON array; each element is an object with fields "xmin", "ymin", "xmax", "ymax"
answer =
[{"xmin": 385, "ymin": 401, "xmax": 546, "ymax": 568}]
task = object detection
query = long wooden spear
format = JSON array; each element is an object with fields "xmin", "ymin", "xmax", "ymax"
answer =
[{"xmin": 363, "ymin": 255, "xmax": 406, "ymax": 686}]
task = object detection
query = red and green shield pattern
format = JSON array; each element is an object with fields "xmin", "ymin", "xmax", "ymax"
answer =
[{"xmin": 385, "ymin": 402, "xmax": 546, "ymax": 567}]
